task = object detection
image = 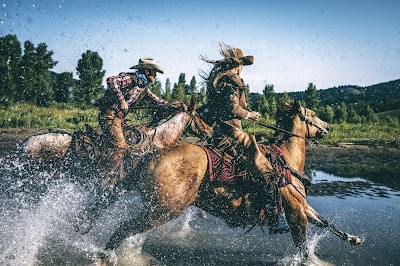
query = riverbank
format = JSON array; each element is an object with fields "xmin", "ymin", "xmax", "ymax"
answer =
[{"xmin": 1, "ymin": 128, "xmax": 400, "ymax": 174}]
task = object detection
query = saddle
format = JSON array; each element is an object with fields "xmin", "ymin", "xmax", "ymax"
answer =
[{"xmin": 202, "ymin": 142, "xmax": 311, "ymax": 188}]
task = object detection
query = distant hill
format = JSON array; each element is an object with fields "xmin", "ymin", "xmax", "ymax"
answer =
[{"xmin": 277, "ymin": 79, "xmax": 400, "ymax": 113}]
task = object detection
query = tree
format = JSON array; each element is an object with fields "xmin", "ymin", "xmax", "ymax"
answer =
[
  {"xmin": 149, "ymin": 78, "xmax": 162, "ymax": 97},
  {"xmin": 32, "ymin": 42, "xmax": 57, "ymax": 106},
  {"xmin": 172, "ymin": 73, "xmax": 187, "ymax": 102},
  {"xmin": 305, "ymin": 82, "xmax": 320, "ymax": 110},
  {"xmin": 75, "ymin": 50, "xmax": 105, "ymax": 106},
  {"xmin": 320, "ymin": 105, "xmax": 335, "ymax": 123},
  {"xmin": 262, "ymin": 84, "xmax": 277, "ymax": 118},
  {"xmin": 0, "ymin": 34, "xmax": 21, "ymax": 106},
  {"xmin": 18, "ymin": 40, "xmax": 36, "ymax": 102},
  {"xmin": 334, "ymin": 102, "xmax": 348, "ymax": 123},
  {"xmin": 198, "ymin": 85, "xmax": 207, "ymax": 105},
  {"xmin": 189, "ymin": 76, "xmax": 197, "ymax": 97},
  {"xmin": 164, "ymin": 78, "xmax": 172, "ymax": 102},
  {"xmin": 54, "ymin": 72, "xmax": 75, "ymax": 103}
]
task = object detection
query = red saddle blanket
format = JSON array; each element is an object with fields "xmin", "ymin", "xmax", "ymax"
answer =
[
  {"xmin": 202, "ymin": 147, "xmax": 237, "ymax": 184},
  {"xmin": 202, "ymin": 144, "xmax": 297, "ymax": 187}
]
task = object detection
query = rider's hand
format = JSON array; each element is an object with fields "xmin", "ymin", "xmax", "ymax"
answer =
[
  {"xmin": 246, "ymin": 111, "xmax": 261, "ymax": 121},
  {"xmin": 120, "ymin": 100, "xmax": 128, "ymax": 113},
  {"xmin": 170, "ymin": 102, "xmax": 188, "ymax": 111}
]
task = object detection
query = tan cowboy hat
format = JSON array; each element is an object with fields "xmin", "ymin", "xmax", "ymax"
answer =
[
  {"xmin": 218, "ymin": 47, "xmax": 254, "ymax": 66},
  {"xmin": 130, "ymin": 58, "xmax": 164, "ymax": 74}
]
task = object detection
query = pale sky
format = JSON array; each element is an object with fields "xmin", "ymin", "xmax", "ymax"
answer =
[{"xmin": 1, "ymin": 0, "xmax": 399, "ymax": 93}]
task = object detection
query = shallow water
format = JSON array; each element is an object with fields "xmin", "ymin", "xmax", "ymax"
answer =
[{"xmin": 0, "ymin": 153, "xmax": 399, "ymax": 266}]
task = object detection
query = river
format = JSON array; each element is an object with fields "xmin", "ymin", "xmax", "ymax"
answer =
[{"xmin": 0, "ymin": 134, "xmax": 399, "ymax": 266}]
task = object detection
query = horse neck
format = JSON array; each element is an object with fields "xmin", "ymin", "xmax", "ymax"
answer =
[
  {"xmin": 277, "ymin": 119, "xmax": 307, "ymax": 172},
  {"xmin": 147, "ymin": 112, "xmax": 191, "ymax": 148}
]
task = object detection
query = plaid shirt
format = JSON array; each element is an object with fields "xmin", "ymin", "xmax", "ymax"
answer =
[{"xmin": 106, "ymin": 72, "xmax": 169, "ymax": 111}]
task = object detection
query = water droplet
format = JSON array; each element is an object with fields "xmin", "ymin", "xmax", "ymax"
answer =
[
  {"xmin": 3, "ymin": 4, "xmax": 6, "ymax": 7},
  {"xmin": 59, "ymin": 5, "xmax": 62, "ymax": 8},
  {"xmin": 32, "ymin": 4, "xmax": 35, "ymax": 7}
]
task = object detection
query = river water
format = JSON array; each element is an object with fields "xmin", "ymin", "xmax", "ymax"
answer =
[{"xmin": 0, "ymin": 148, "xmax": 399, "ymax": 266}]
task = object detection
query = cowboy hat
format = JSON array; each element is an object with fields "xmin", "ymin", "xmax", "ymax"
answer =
[
  {"xmin": 219, "ymin": 47, "xmax": 254, "ymax": 66},
  {"xmin": 130, "ymin": 58, "xmax": 164, "ymax": 74}
]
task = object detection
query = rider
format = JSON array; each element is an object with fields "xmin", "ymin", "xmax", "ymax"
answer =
[
  {"xmin": 199, "ymin": 43, "xmax": 289, "ymax": 233},
  {"xmin": 96, "ymin": 58, "xmax": 180, "ymax": 182}
]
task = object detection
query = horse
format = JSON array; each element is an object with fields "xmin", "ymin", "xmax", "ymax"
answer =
[
  {"xmin": 99, "ymin": 101, "xmax": 363, "ymax": 263},
  {"xmin": 19, "ymin": 99, "xmax": 213, "ymax": 175}
]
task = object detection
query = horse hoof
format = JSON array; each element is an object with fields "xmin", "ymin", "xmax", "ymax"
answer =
[{"xmin": 349, "ymin": 235, "xmax": 364, "ymax": 245}]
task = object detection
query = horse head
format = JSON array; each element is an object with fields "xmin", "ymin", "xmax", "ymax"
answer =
[
  {"xmin": 186, "ymin": 98, "xmax": 213, "ymax": 140},
  {"xmin": 277, "ymin": 100, "xmax": 329, "ymax": 140}
]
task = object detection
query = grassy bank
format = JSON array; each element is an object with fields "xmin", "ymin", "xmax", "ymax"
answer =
[
  {"xmin": 0, "ymin": 103, "xmax": 99, "ymax": 131},
  {"xmin": 1, "ymin": 104, "xmax": 399, "ymax": 147}
]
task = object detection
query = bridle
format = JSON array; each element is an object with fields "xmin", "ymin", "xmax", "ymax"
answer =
[
  {"xmin": 256, "ymin": 107, "xmax": 326, "ymax": 142},
  {"xmin": 297, "ymin": 107, "xmax": 328, "ymax": 140},
  {"xmin": 186, "ymin": 110, "xmax": 213, "ymax": 141}
]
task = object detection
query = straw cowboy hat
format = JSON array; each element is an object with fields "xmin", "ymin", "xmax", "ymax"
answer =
[{"xmin": 130, "ymin": 58, "xmax": 164, "ymax": 74}]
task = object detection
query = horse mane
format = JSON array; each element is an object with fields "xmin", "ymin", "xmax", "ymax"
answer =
[{"xmin": 145, "ymin": 106, "xmax": 182, "ymax": 128}]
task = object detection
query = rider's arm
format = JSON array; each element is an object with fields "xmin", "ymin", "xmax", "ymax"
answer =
[
  {"xmin": 230, "ymin": 88, "xmax": 250, "ymax": 119},
  {"xmin": 106, "ymin": 73, "xmax": 133, "ymax": 111},
  {"xmin": 144, "ymin": 87, "xmax": 170, "ymax": 107}
]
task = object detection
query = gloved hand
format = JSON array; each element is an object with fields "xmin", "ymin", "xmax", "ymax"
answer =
[
  {"xmin": 120, "ymin": 100, "xmax": 129, "ymax": 113},
  {"xmin": 169, "ymin": 101, "xmax": 188, "ymax": 111}
]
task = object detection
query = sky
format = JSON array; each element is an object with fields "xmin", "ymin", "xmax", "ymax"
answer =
[{"xmin": 1, "ymin": 0, "xmax": 399, "ymax": 93}]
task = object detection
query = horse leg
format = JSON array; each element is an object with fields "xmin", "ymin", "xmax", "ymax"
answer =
[
  {"xmin": 305, "ymin": 206, "xmax": 364, "ymax": 245},
  {"xmin": 105, "ymin": 209, "xmax": 170, "ymax": 251},
  {"xmin": 280, "ymin": 185, "xmax": 310, "ymax": 254}
]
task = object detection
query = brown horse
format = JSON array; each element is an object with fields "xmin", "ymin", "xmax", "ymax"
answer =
[{"xmin": 101, "ymin": 101, "xmax": 363, "ymax": 262}]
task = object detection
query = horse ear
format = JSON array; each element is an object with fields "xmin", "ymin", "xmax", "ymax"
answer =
[
  {"xmin": 190, "ymin": 96, "xmax": 197, "ymax": 111},
  {"xmin": 293, "ymin": 100, "xmax": 302, "ymax": 112}
]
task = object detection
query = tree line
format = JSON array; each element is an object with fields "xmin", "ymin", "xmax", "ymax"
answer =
[
  {"xmin": 0, "ymin": 34, "xmax": 207, "ymax": 109},
  {"xmin": 1, "ymin": 34, "xmax": 398, "ymax": 125}
]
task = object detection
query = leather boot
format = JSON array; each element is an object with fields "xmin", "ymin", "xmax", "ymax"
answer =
[{"xmin": 264, "ymin": 185, "xmax": 290, "ymax": 234}]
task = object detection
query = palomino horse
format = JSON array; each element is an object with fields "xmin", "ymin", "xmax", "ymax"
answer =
[
  {"xmin": 19, "ymin": 100, "xmax": 213, "ymax": 175},
  {"xmin": 101, "ymin": 101, "xmax": 363, "ymax": 261}
]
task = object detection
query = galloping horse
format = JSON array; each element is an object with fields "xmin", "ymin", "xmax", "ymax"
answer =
[
  {"xmin": 19, "ymin": 100, "xmax": 213, "ymax": 175},
  {"xmin": 101, "ymin": 101, "xmax": 363, "ymax": 262}
]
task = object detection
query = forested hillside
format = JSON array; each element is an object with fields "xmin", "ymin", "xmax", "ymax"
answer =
[{"xmin": 281, "ymin": 79, "xmax": 400, "ymax": 113}]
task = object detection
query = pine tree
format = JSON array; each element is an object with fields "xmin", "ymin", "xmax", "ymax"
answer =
[
  {"xmin": 149, "ymin": 78, "xmax": 162, "ymax": 97},
  {"xmin": 305, "ymin": 82, "xmax": 320, "ymax": 110},
  {"xmin": 189, "ymin": 76, "xmax": 197, "ymax": 97},
  {"xmin": 164, "ymin": 78, "xmax": 172, "ymax": 102}
]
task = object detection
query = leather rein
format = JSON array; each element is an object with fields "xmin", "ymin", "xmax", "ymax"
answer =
[{"xmin": 256, "ymin": 107, "xmax": 323, "ymax": 142}]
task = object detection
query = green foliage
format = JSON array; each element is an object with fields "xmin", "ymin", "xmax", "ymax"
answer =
[
  {"xmin": 0, "ymin": 103, "xmax": 98, "ymax": 130},
  {"xmin": 0, "ymin": 34, "xmax": 21, "ymax": 106},
  {"xmin": 148, "ymin": 78, "xmax": 162, "ymax": 97},
  {"xmin": 305, "ymin": 82, "xmax": 320, "ymax": 110},
  {"xmin": 321, "ymin": 120, "xmax": 400, "ymax": 145},
  {"xmin": 75, "ymin": 50, "xmax": 105, "ymax": 106},
  {"xmin": 163, "ymin": 78, "xmax": 172, "ymax": 102},
  {"xmin": 53, "ymin": 72, "xmax": 75, "ymax": 103}
]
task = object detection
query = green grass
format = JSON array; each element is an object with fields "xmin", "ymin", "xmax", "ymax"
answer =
[
  {"xmin": 321, "ymin": 121, "xmax": 400, "ymax": 146},
  {"xmin": 0, "ymin": 103, "xmax": 99, "ymax": 131},
  {"xmin": 1, "ymin": 103, "xmax": 399, "ymax": 147}
]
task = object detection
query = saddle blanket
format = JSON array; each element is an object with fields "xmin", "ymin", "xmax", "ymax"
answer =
[{"xmin": 202, "ymin": 147, "xmax": 237, "ymax": 184}]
